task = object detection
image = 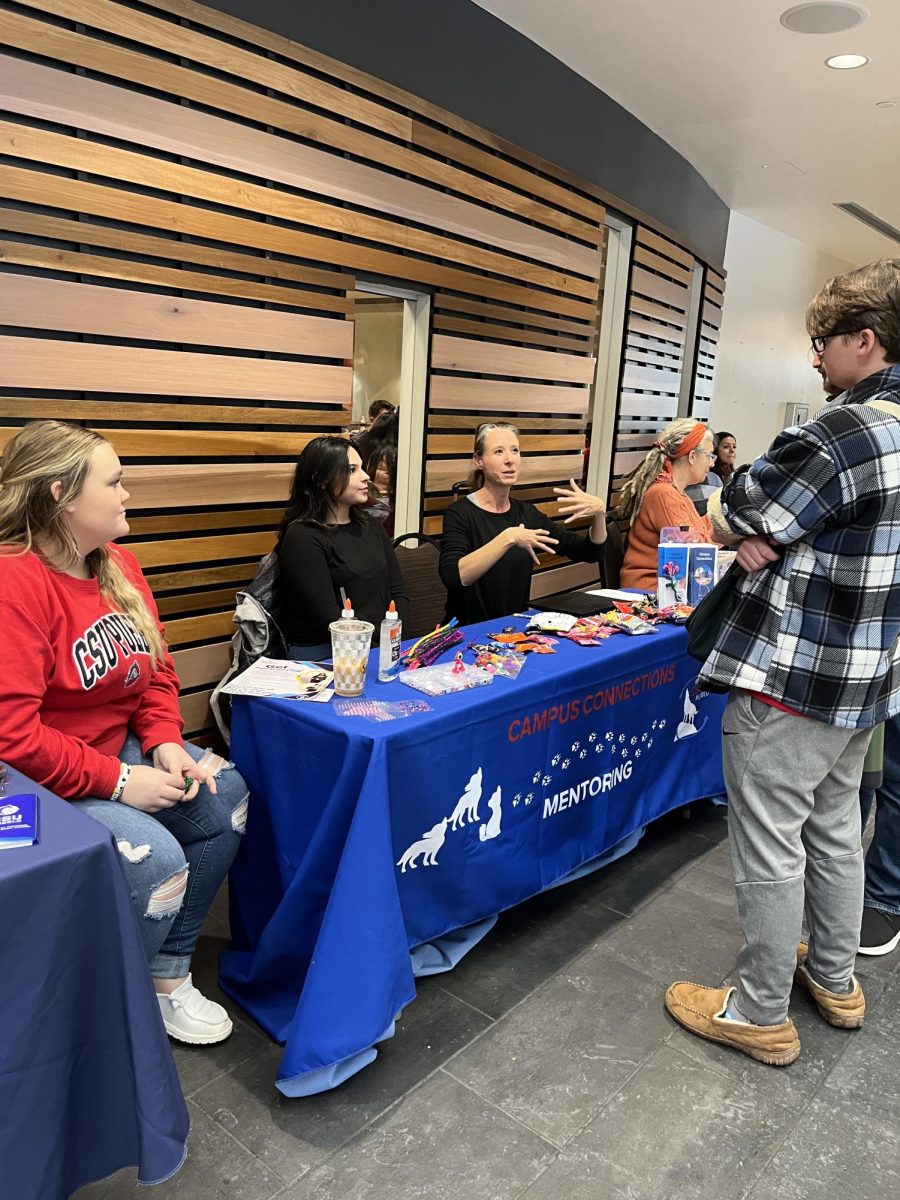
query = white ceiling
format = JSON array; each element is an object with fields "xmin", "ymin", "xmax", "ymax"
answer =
[{"xmin": 472, "ymin": 0, "xmax": 900, "ymax": 265}]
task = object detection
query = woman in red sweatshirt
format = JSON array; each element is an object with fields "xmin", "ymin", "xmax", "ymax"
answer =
[{"xmin": 0, "ymin": 421, "xmax": 247, "ymax": 1046}]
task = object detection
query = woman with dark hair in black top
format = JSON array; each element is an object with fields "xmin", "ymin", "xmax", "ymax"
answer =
[
  {"xmin": 438, "ymin": 423, "xmax": 607, "ymax": 625},
  {"xmin": 353, "ymin": 409, "xmax": 399, "ymax": 535},
  {"xmin": 277, "ymin": 436, "xmax": 409, "ymax": 658}
]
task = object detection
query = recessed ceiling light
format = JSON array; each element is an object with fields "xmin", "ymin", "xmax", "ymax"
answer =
[
  {"xmin": 780, "ymin": 3, "xmax": 869, "ymax": 35},
  {"xmin": 825, "ymin": 53, "xmax": 870, "ymax": 68},
  {"xmin": 875, "ymin": 99, "xmax": 897, "ymax": 109}
]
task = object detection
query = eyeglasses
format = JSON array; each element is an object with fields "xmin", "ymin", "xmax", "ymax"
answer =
[
  {"xmin": 810, "ymin": 328, "xmax": 860, "ymax": 356},
  {"xmin": 695, "ymin": 449, "xmax": 716, "ymax": 460}
]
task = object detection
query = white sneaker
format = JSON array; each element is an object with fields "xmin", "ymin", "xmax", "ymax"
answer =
[{"xmin": 156, "ymin": 975, "xmax": 233, "ymax": 1045}]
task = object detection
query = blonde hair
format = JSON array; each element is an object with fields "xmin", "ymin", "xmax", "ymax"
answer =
[
  {"xmin": 0, "ymin": 421, "xmax": 166, "ymax": 666},
  {"xmin": 469, "ymin": 422, "xmax": 520, "ymax": 490},
  {"xmin": 806, "ymin": 259, "xmax": 900, "ymax": 362},
  {"xmin": 617, "ymin": 418, "xmax": 709, "ymax": 526}
]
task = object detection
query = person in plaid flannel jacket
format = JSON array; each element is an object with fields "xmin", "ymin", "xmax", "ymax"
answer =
[{"xmin": 665, "ymin": 259, "xmax": 900, "ymax": 1067}]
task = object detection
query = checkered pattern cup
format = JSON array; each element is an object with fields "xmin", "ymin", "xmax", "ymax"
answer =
[{"xmin": 329, "ymin": 618, "xmax": 374, "ymax": 697}]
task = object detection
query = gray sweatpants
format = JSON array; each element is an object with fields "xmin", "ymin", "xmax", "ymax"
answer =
[{"xmin": 722, "ymin": 690, "xmax": 871, "ymax": 1025}]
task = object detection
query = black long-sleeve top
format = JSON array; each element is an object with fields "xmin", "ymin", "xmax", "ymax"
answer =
[
  {"xmin": 278, "ymin": 519, "xmax": 410, "ymax": 647},
  {"xmin": 439, "ymin": 496, "xmax": 602, "ymax": 625}
]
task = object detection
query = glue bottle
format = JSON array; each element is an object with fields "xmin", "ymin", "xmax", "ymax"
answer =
[{"xmin": 378, "ymin": 600, "xmax": 402, "ymax": 682}]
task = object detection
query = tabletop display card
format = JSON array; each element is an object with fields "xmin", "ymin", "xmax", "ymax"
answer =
[{"xmin": 0, "ymin": 793, "xmax": 39, "ymax": 849}]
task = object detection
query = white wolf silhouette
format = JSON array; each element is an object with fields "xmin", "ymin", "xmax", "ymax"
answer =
[
  {"xmin": 479, "ymin": 786, "xmax": 502, "ymax": 841},
  {"xmin": 396, "ymin": 817, "xmax": 449, "ymax": 873},
  {"xmin": 449, "ymin": 767, "xmax": 482, "ymax": 830}
]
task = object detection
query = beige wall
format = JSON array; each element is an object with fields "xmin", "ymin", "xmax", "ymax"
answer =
[{"xmin": 711, "ymin": 213, "xmax": 855, "ymax": 463}]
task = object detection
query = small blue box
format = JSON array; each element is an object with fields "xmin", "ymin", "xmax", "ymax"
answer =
[{"xmin": 0, "ymin": 792, "xmax": 39, "ymax": 850}]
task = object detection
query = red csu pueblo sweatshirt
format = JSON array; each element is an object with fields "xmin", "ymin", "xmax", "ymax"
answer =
[{"xmin": 0, "ymin": 544, "xmax": 184, "ymax": 800}]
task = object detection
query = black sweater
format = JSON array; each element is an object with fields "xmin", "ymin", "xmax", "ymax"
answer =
[
  {"xmin": 439, "ymin": 496, "xmax": 602, "ymax": 625},
  {"xmin": 278, "ymin": 519, "xmax": 409, "ymax": 646}
]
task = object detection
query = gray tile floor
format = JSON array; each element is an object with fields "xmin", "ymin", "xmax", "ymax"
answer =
[{"xmin": 77, "ymin": 804, "xmax": 900, "ymax": 1200}]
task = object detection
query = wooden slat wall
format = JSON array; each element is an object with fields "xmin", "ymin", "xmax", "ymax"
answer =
[
  {"xmin": 610, "ymin": 226, "xmax": 711, "ymax": 516},
  {"xmin": 0, "ymin": 0, "xmax": 610, "ymax": 735},
  {"xmin": 690, "ymin": 268, "xmax": 726, "ymax": 423}
]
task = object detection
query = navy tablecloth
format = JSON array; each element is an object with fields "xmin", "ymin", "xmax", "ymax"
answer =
[
  {"xmin": 0, "ymin": 766, "xmax": 189, "ymax": 1200},
  {"xmin": 222, "ymin": 616, "xmax": 726, "ymax": 1095}
]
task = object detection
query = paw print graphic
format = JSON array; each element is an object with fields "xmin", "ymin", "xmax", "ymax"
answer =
[
  {"xmin": 618, "ymin": 734, "xmax": 626, "ymax": 744},
  {"xmin": 630, "ymin": 737, "xmax": 637, "ymax": 745},
  {"xmin": 594, "ymin": 743, "xmax": 603, "ymax": 754},
  {"xmin": 562, "ymin": 758, "xmax": 571, "ymax": 770},
  {"xmin": 635, "ymin": 749, "xmax": 641, "ymax": 758},
  {"xmin": 542, "ymin": 774, "xmax": 551, "ymax": 787},
  {"xmin": 571, "ymin": 740, "xmax": 581, "ymax": 752},
  {"xmin": 525, "ymin": 792, "xmax": 534, "ymax": 804},
  {"xmin": 514, "ymin": 793, "xmax": 522, "ymax": 803},
  {"xmin": 605, "ymin": 732, "xmax": 614, "ymax": 742},
  {"xmin": 621, "ymin": 748, "xmax": 629, "ymax": 759},
  {"xmin": 512, "ymin": 797, "xmax": 520, "ymax": 807},
  {"xmin": 533, "ymin": 771, "xmax": 541, "ymax": 784},
  {"xmin": 641, "ymin": 732, "xmax": 648, "ymax": 742},
  {"xmin": 659, "ymin": 720, "xmax": 667, "ymax": 730},
  {"xmin": 579, "ymin": 749, "xmax": 588, "ymax": 760},
  {"xmin": 610, "ymin": 745, "xmax": 618, "ymax": 756},
  {"xmin": 652, "ymin": 721, "xmax": 658, "ymax": 730},
  {"xmin": 648, "ymin": 738, "xmax": 654, "ymax": 749},
  {"xmin": 552, "ymin": 754, "xmax": 561, "ymax": 766},
  {"xmin": 588, "ymin": 732, "xmax": 597, "ymax": 743}
]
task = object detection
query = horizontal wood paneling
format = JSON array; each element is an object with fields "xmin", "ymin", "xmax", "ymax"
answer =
[
  {"xmin": 431, "ymin": 335, "xmax": 596, "ymax": 385},
  {"xmin": 429, "ymin": 377, "xmax": 590, "ymax": 415},
  {"xmin": 0, "ymin": 0, "xmax": 733, "ymax": 737},
  {"xmin": 1, "ymin": 56, "xmax": 599, "ymax": 280},
  {"xmin": 1, "ymin": 274, "xmax": 353, "ymax": 357},
  {"xmin": 1, "ymin": 338, "xmax": 351, "ymax": 404}
]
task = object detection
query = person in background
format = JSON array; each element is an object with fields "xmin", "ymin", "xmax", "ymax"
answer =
[
  {"xmin": 439, "ymin": 422, "xmax": 606, "ymax": 625},
  {"xmin": 711, "ymin": 432, "xmax": 737, "ymax": 486},
  {"xmin": 619, "ymin": 418, "xmax": 717, "ymax": 592},
  {"xmin": 367, "ymin": 398, "xmax": 394, "ymax": 427},
  {"xmin": 354, "ymin": 409, "xmax": 399, "ymax": 536},
  {"xmin": 277, "ymin": 436, "xmax": 409, "ymax": 658},
  {"xmin": 686, "ymin": 430, "xmax": 738, "ymax": 515},
  {"xmin": 666, "ymin": 258, "xmax": 900, "ymax": 1064},
  {"xmin": 0, "ymin": 421, "xmax": 246, "ymax": 1045}
]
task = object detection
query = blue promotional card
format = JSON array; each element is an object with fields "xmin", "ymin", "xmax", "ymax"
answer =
[
  {"xmin": 687, "ymin": 546, "xmax": 718, "ymax": 606},
  {"xmin": 0, "ymin": 793, "xmax": 39, "ymax": 849}
]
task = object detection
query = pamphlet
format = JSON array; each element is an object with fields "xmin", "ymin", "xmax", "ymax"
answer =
[{"xmin": 220, "ymin": 657, "xmax": 334, "ymax": 700}]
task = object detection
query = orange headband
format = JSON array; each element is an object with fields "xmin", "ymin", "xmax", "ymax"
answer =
[{"xmin": 653, "ymin": 423, "xmax": 707, "ymax": 459}]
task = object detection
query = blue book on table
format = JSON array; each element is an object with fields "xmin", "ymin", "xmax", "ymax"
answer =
[{"xmin": 0, "ymin": 793, "xmax": 39, "ymax": 849}]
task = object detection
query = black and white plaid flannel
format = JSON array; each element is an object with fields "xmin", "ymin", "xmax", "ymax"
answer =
[{"xmin": 700, "ymin": 365, "xmax": 900, "ymax": 729}]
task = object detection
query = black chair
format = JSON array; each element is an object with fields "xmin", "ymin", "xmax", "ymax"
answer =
[
  {"xmin": 603, "ymin": 515, "xmax": 627, "ymax": 589},
  {"xmin": 392, "ymin": 532, "xmax": 446, "ymax": 638},
  {"xmin": 451, "ymin": 480, "xmax": 472, "ymax": 497}
]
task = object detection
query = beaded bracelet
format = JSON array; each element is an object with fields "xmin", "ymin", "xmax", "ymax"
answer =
[{"xmin": 110, "ymin": 761, "xmax": 132, "ymax": 802}]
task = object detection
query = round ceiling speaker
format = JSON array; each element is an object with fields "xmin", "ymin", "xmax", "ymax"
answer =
[{"xmin": 780, "ymin": 3, "xmax": 869, "ymax": 34}]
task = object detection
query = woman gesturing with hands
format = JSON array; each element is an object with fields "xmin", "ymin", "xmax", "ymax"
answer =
[{"xmin": 439, "ymin": 423, "xmax": 606, "ymax": 624}]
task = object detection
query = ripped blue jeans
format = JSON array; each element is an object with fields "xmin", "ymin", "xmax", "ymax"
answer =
[{"xmin": 72, "ymin": 735, "xmax": 248, "ymax": 979}]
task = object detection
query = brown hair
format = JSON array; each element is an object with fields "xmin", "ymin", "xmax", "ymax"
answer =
[
  {"xmin": 617, "ymin": 418, "xmax": 710, "ymax": 526},
  {"xmin": 0, "ymin": 421, "xmax": 166, "ymax": 665},
  {"xmin": 806, "ymin": 258, "xmax": 900, "ymax": 362}
]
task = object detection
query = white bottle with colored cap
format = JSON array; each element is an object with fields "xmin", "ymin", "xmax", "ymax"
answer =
[{"xmin": 378, "ymin": 601, "xmax": 402, "ymax": 682}]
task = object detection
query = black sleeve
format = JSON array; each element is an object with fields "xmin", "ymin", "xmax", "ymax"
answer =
[
  {"xmin": 374, "ymin": 523, "xmax": 411, "ymax": 629},
  {"xmin": 438, "ymin": 503, "xmax": 475, "ymax": 592},
  {"xmin": 530, "ymin": 504, "xmax": 603, "ymax": 564},
  {"xmin": 278, "ymin": 523, "xmax": 341, "ymax": 632}
]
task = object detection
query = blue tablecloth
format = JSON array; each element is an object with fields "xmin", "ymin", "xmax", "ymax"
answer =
[
  {"xmin": 0, "ymin": 766, "xmax": 189, "ymax": 1200},
  {"xmin": 222, "ymin": 616, "xmax": 726, "ymax": 1096}
]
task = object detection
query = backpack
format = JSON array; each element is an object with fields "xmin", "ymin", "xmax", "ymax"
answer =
[{"xmin": 210, "ymin": 550, "xmax": 288, "ymax": 742}]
